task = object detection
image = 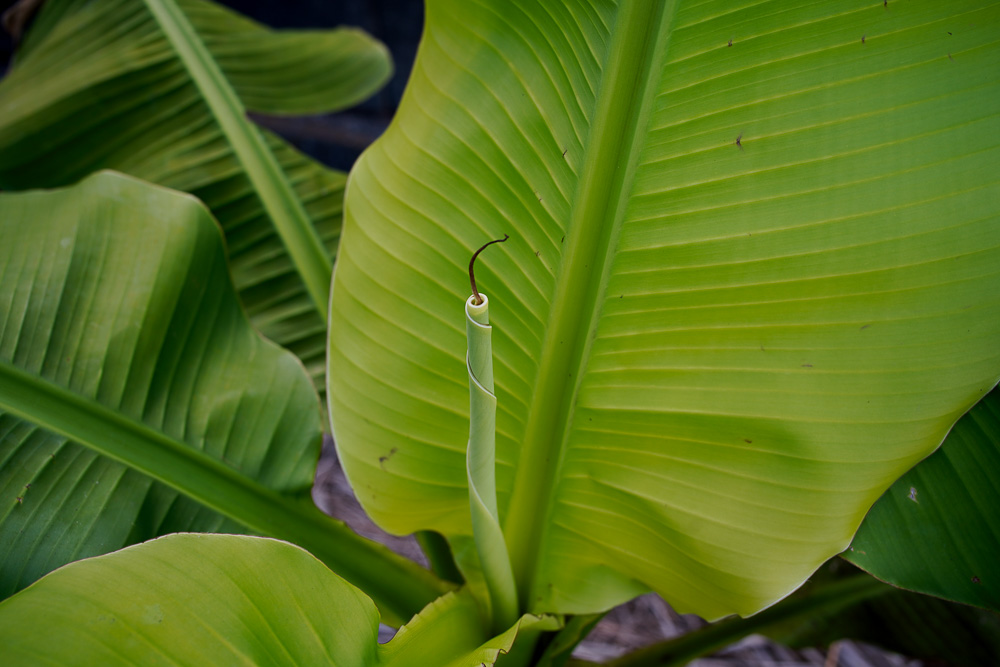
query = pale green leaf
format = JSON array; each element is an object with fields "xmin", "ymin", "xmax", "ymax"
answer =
[
  {"xmin": 328, "ymin": 0, "xmax": 1000, "ymax": 619},
  {"xmin": 0, "ymin": 534, "xmax": 556, "ymax": 667},
  {"xmin": 380, "ymin": 585, "xmax": 560, "ymax": 667},
  {"xmin": 0, "ymin": 535, "xmax": 381, "ymax": 666},
  {"xmin": 466, "ymin": 294, "xmax": 520, "ymax": 631}
]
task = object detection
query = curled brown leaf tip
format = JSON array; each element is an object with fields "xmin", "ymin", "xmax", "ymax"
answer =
[{"xmin": 469, "ymin": 234, "xmax": 509, "ymax": 305}]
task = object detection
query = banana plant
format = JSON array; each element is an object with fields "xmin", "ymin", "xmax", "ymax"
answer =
[
  {"xmin": 328, "ymin": 0, "xmax": 1000, "ymax": 625},
  {"xmin": 0, "ymin": 171, "xmax": 447, "ymax": 625},
  {"xmin": 0, "ymin": 172, "xmax": 556, "ymax": 665},
  {"xmin": 0, "ymin": 0, "xmax": 999, "ymax": 665},
  {"xmin": 0, "ymin": 173, "xmax": 932, "ymax": 667},
  {"xmin": 0, "ymin": 533, "xmax": 556, "ymax": 666},
  {"xmin": 0, "ymin": 0, "xmax": 413, "ymax": 613},
  {"xmin": 0, "ymin": 0, "xmax": 393, "ymax": 392}
]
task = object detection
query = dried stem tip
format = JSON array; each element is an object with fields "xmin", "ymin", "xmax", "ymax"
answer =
[{"xmin": 469, "ymin": 234, "xmax": 509, "ymax": 305}]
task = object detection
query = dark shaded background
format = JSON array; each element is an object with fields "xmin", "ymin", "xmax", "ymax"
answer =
[
  {"xmin": 0, "ymin": 0, "xmax": 423, "ymax": 172},
  {"xmin": 219, "ymin": 0, "xmax": 423, "ymax": 171},
  {"xmin": 0, "ymin": 1, "xmax": 14, "ymax": 70}
]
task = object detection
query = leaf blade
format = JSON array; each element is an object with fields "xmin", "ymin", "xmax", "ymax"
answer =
[
  {"xmin": 0, "ymin": 535, "xmax": 382, "ymax": 666},
  {"xmin": 139, "ymin": 0, "xmax": 331, "ymax": 318},
  {"xmin": 181, "ymin": 0, "xmax": 392, "ymax": 115},
  {"xmin": 328, "ymin": 0, "xmax": 1000, "ymax": 619},
  {"xmin": 847, "ymin": 386, "xmax": 1000, "ymax": 611},
  {"xmin": 0, "ymin": 534, "xmax": 554, "ymax": 667},
  {"xmin": 0, "ymin": 172, "xmax": 446, "ymax": 623},
  {"xmin": 0, "ymin": 0, "xmax": 389, "ymax": 393}
]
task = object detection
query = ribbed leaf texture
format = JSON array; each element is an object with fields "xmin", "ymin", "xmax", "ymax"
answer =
[
  {"xmin": 328, "ymin": 0, "xmax": 1000, "ymax": 619},
  {"xmin": 0, "ymin": 172, "xmax": 321, "ymax": 598},
  {"xmin": 847, "ymin": 385, "xmax": 1000, "ymax": 611},
  {"xmin": 0, "ymin": 0, "xmax": 392, "ymax": 393},
  {"xmin": 0, "ymin": 534, "xmax": 556, "ymax": 666}
]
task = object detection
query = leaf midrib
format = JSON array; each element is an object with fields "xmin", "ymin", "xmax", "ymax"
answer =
[
  {"xmin": 141, "ymin": 0, "xmax": 333, "ymax": 319},
  {"xmin": 501, "ymin": 2, "xmax": 678, "ymax": 610},
  {"xmin": 0, "ymin": 359, "xmax": 449, "ymax": 623}
]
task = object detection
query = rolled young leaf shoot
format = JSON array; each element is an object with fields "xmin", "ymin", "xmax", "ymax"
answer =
[{"xmin": 466, "ymin": 237, "xmax": 519, "ymax": 633}]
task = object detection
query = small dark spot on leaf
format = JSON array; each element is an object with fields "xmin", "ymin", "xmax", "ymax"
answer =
[
  {"xmin": 744, "ymin": 439, "xmax": 753, "ymax": 444},
  {"xmin": 735, "ymin": 132, "xmax": 743, "ymax": 151},
  {"xmin": 727, "ymin": 38, "xmax": 733, "ymax": 47},
  {"xmin": 562, "ymin": 148, "xmax": 568, "ymax": 157},
  {"xmin": 15, "ymin": 497, "xmax": 23, "ymax": 504},
  {"xmin": 948, "ymin": 31, "xmax": 952, "ymax": 35},
  {"xmin": 948, "ymin": 53, "xmax": 954, "ymax": 61},
  {"xmin": 535, "ymin": 250, "xmax": 540, "ymax": 257},
  {"xmin": 378, "ymin": 447, "xmax": 398, "ymax": 468},
  {"xmin": 801, "ymin": 364, "xmax": 813, "ymax": 368},
  {"xmin": 860, "ymin": 324, "xmax": 870, "ymax": 330},
  {"xmin": 972, "ymin": 576, "xmax": 981, "ymax": 584},
  {"xmin": 619, "ymin": 294, "xmax": 624, "ymax": 299},
  {"xmin": 862, "ymin": 34, "xmax": 866, "ymax": 44},
  {"xmin": 560, "ymin": 235, "xmax": 565, "ymax": 243}
]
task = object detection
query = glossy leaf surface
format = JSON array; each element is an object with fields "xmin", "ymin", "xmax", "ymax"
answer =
[
  {"xmin": 328, "ymin": 0, "xmax": 1000, "ymax": 619},
  {"xmin": 0, "ymin": 173, "xmax": 448, "ymax": 624},
  {"xmin": 0, "ymin": 172, "xmax": 321, "ymax": 596},
  {"xmin": 0, "ymin": 534, "xmax": 555, "ymax": 667},
  {"xmin": 0, "ymin": 0, "xmax": 392, "ymax": 391}
]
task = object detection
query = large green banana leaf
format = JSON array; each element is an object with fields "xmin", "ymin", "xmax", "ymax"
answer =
[
  {"xmin": 0, "ymin": 172, "xmax": 445, "ymax": 624},
  {"xmin": 0, "ymin": 0, "xmax": 392, "ymax": 392},
  {"xmin": 328, "ymin": 0, "xmax": 1000, "ymax": 620},
  {"xmin": 846, "ymin": 384, "xmax": 1000, "ymax": 611},
  {"xmin": 0, "ymin": 534, "xmax": 557, "ymax": 666}
]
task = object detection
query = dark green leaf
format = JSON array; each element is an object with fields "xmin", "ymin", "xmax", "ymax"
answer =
[{"xmin": 847, "ymin": 386, "xmax": 1000, "ymax": 612}]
